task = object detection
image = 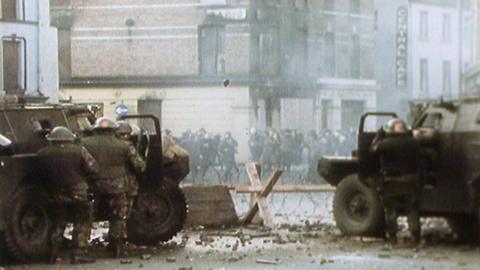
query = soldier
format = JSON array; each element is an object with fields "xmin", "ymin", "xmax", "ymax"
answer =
[
  {"xmin": 83, "ymin": 117, "xmax": 145, "ymax": 257},
  {"xmin": 219, "ymin": 132, "xmax": 238, "ymax": 182},
  {"xmin": 371, "ymin": 118, "xmax": 422, "ymax": 245},
  {"xmin": 248, "ymin": 128, "xmax": 264, "ymax": 163},
  {"xmin": 116, "ymin": 121, "xmax": 146, "ymax": 215},
  {"xmin": 38, "ymin": 126, "xmax": 98, "ymax": 264}
]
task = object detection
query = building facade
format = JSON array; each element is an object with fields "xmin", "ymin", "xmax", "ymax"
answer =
[
  {"xmin": 0, "ymin": 0, "xmax": 59, "ymax": 102},
  {"xmin": 52, "ymin": 0, "xmax": 379, "ymax": 161},
  {"xmin": 250, "ymin": 0, "xmax": 378, "ymax": 133},
  {"xmin": 464, "ymin": 0, "xmax": 480, "ymax": 94},
  {"xmin": 410, "ymin": 0, "xmax": 461, "ymax": 100},
  {"xmin": 51, "ymin": 0, "xmax": 254, "ymax": 160},
  {"xmin": 375, "ymin": 0, "xmax": 466, "ymax": 118}
]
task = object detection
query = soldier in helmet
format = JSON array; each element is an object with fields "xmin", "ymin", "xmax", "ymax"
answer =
[
  {"xmin": 371, "ymin": 118, "xmax": 422, "ymax": 245},
  {"xmin": 82, "ymin": 117, "xmax": 145, "ymax": 257},
  {"xmin": 38, "ymin": 126, "xmax": 98, "ymax": 264},
  {"xmin": 116, "ymin": 121, "xmax": 146, "ymax": 216}
]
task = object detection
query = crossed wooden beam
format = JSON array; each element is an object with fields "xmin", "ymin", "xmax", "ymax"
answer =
[{"xmin": 242, "ymin": 163, "xmax": 283, "ymax": 228}]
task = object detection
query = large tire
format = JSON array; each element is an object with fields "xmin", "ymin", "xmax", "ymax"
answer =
[
  {"xmin": 333, "ymin": 175, "xmax": 384, "ymax": 236},
  {"xmin": 127, "ymin": 184, "xmax": 188, "ymax": 245},
  {"xmin": 447, "ymin": 215, "xmax": 478, "ymax": 243},
  {"xmin": 4, "ymin": 186, "xmax": 52, "ymax": 262}
]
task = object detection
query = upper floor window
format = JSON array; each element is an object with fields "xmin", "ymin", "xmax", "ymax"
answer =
[
  {"xmin": 442, "ymin": 13, "xmax": 451, "ymax": 42},
  {"xmin": 349, "ymin": 0, "xmax": 360, "ymax": 14},
  {"xmin": 420, "ymin": 58, "xmax": 429, "ymax": 94},
  {"xmin": 325, "ymin": 32, "xmax": 336, "ymax": 77},
  {"xmin": 419, "ymin": 11, "xmax": 429, "ymax": 41},
  {"xmin": 2, "ymin": 38, "xmax": 26, "ymax": 95},
  {"xmin": 442, "ymin": 60, "xmax": 452, "ymax": 95},
  {"xmin": 199, "ymin": 25, "xmax": 225, "ymax": 76},
  {"xmin": 1, "ymin": 0, "xmax": 17, "ymax": 20},
  {"xmin": 323, "ymin": 0, "xmax": 335, "ymax": 11},
  {"xmin": 258, "ymin": 31, "xmax": 279, "ymax": 75},
  {"xmin": 350, "ymin": 33, "xmax": 361, "ymax": 78}
]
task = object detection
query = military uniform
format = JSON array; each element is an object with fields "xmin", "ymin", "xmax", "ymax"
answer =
[
  {"xmin": 219, "ymin": 134, "xmax": 238, "ymax": 182},
  {"xmin": 82, "ymin": 123, "xmax": 145, "ymax": 256},
  {"xmin": 371, "ymin": 130, "xmax": 422, "ymax": 244},
  {"xmin": 38, "ymin": 127, "xmax": 98, "ymax": 264},
  {"xmin": 119, "ymin": 139, "xmax": 146, "ymax": 214}
]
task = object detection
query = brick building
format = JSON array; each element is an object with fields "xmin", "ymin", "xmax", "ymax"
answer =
[{"xmin": 51, "ymin": 0, "xmax": 379, "ymax": 161}]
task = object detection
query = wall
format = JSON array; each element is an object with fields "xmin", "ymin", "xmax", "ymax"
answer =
[
  {"xmin": 410, "ymin": 2, "xmax": 460, "ymax": 99},
  {"xmin": 63, "ymin": 86, "xmax": 254, "ymax": 161},
  {"xmin": 0, "ymin": 0, "xmax": 59, "ymax": 101},
  {"xmin": 50, "ymin": 0, "xmax": 250, "ymax": 78}
]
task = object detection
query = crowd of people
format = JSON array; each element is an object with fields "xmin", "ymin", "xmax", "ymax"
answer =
[
  {"xmin": 170, "ymin": 128, "xmax": 239, "ymax": 182},
  {"xmin": 167, "ymin": 127, "xmax": 358, "ymax": 183}
]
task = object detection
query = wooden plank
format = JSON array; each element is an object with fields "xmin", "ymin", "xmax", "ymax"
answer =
[
  {"xmin": 260, "ymin": 170, "xmax": 283, "ymax": 197},
  {"xmin": 234, "ymin": 184, "xmax": 335, "ymax": 193}
]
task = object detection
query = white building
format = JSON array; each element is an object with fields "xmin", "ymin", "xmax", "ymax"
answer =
[
  {"xmin": 410, "ymin": 0, "xmax": 461, "ymax": 100},
  {"xmin": 0, "ymin": 0, "xmax": 59, "ymax": 102}
]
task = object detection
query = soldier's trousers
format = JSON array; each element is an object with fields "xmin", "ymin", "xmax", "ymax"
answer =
[
  {"xmin": 51, "ymin": 202, "xmax": 92, "ymax": 253},
  {"xmin": 98, "ymin": 193, "xmax": 130, "ymax": 241},
  {"xmin": 380, "ymin": 179, "xmax": 421, "ymax": 242}
]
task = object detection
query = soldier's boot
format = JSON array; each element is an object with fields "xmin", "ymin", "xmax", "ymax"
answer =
[
  {"xmin": 407, "ymin": 209, "xmax": 421, "ymax": 245},
  {"xmin": 70, "ymin": 248, "xmax": 95, "ymax": 264},
  {"xmin": 48, "ymin": 246, "xmax": 61, "ymax": 264},
  {"xmin": 386, "ymin": 232, "xmax": 398, "ymax": 245},
  {"xmin": 108, "ymin": 239, "xmax": 125, "ymax": 258}
]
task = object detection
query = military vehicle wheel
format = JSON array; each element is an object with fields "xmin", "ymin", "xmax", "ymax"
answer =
[
  {"xmin": 447, "ymin": 215, "xmax": 478, "ymax": 243},
  {"xmin": 4, "ymin": 186, "xmax": 52, "ymax": 262},
  {"xmin": 333, "ymin": 175, "xmax": 384, "ymax": 236},
  {"xmin": 127, "ymin": 184, "xmax": 187, "ymax": 245}
]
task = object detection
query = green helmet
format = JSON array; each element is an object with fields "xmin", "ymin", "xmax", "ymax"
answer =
[
  {"xmin": 116, "ymin": 121, "xmax": 133, "ymax": 135},
  {"xmin": 93, "ymin": 117, "xmax": 118, "ymax": 130},
  {"xmin": 46, "ymin": 126, "xmax": 76, "ymax": 142}
]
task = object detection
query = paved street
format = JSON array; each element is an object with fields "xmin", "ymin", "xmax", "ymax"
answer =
[{"xmin": 4, "ymin": 221, "xmax": 480, "ymax": 270}]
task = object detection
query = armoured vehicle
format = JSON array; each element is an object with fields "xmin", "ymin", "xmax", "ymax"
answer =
[
  {"xmin": 0, "ymin": 103, "xmax": 187, "ymax": 262},
  {"xmin": 319, "ymin": 98, "xmax": 480, "ymax": 238}
]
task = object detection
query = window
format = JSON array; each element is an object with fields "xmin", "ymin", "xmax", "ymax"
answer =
[
  {"xmin": 258, "ymin": 31, "xmax": 278, "ymax": 75},
  {"xmin": 323, "ymin": 0, "xmax": 335, "ymax": 11},
  {"xmin": 420, "ymin": 113, "xmax": 443, "ymax": 130},
  {"xmin": 58, "ymin": 29, "xmax": 72, "ymax": 79},
  {"xmin": 199, "ymin": 25, "xmax": 225, "ymax": 76},
  {"xmin": 2, "ymin": 39, "xmax": 24, "ymax": 95},
  {"xmin": 1, "ymin": 0, "xmax": 17, "ymax": 20},
  {"xmin": 349, "ymin": 0, "xmax": 360, "ymax": 14},
  {"xmin": 350, "ymin": 33, "xmax": 360, "ymax": 78},
  {"xmin": 325, "ymin": 32, "xmax": 336, "ymax": 77},
  {"xmin": 420, "ymin": 58, "xmax": 429, "ymax": 94},
  {"xmin": 442, "ymin": 13, "xmax": 451, "ymax": 42},
  {"xmin": 419, "ymin": 11, "xmax": 429, "ymax": 40},
  {"xmin": 442, "ymin": 60, "xmax": 452, "ymax": 95}
]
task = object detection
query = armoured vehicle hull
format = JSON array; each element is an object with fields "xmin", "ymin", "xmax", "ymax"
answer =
[
  {"xmin": 0, "ymin": 105, "xmax": 187, "ymax": 262},
  {"xmin": 319, "ymin": 99, "xmax": 480, "ymax": 238}
]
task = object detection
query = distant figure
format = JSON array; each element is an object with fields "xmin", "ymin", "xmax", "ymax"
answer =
[
  {"xmin": 280, "ymin": 129, "xmax": 295, "ymax": 171},
  {"xmin": 248, "ymin": 128, "xmax": 264, "ymax": 163},
  {"xmin": 261, "ymin": 130, "xmax": 281, "ymax": 172},
  {"xmin": 219, "ymin": 132, "xmax": 238, "ymax": 182}
]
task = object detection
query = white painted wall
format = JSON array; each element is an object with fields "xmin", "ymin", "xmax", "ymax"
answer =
[
  {"xmin": 63, "ymin": 86, "xmax": 255, "ymax": 161},
  {"xmin": 410, "ymin": 3, "xmax": 460, "ymax": 100},
  {"xmin": 0, "ymin": 0, "xmax": 59, "ymax": 101}
]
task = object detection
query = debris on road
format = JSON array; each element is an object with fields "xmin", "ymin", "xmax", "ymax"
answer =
[
  {"xmin": 166, "ymin": 257, "xmax": 177, "ymax": 263},
  {"xmin": 255, "ymin": 258, "xmax": 279, "ymax": 265}
]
